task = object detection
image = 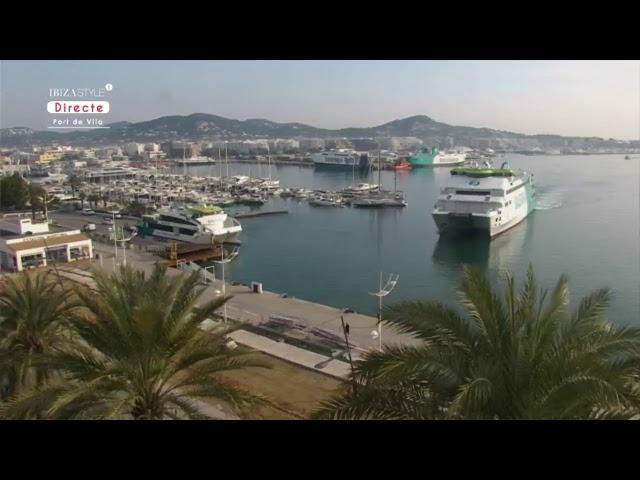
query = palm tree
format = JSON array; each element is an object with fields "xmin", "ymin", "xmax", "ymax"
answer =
[
  {"xmin": 0, "ymin": 273, "xmax": 76, "ymax": 400},
  {"xmin": 28, "ymin": 183, "xmax": 45, "ymax": 220},
  {"xmin": 0, "ymin": 264, "xmax": 267, "ymax": 419},
  {"xmin": 87, "ymin": 194, "xmax": 99, "ymax": 208},
  {"xmin": 314, "ymin": 266, "xmax": 640, "ymax": 420},
  {"xmin": 67, "ymin": 174, "xmax": 81, "ymax": 198}
]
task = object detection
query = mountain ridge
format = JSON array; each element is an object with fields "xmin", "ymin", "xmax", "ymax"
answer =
[{"xmin": 1, "ymin": 113, "xmax": 634, "ymax": 150}]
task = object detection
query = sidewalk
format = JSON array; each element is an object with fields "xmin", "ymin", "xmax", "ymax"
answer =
[{"xmin": 228, "ymin": 330, "xmax": 351, "ymax": 380}]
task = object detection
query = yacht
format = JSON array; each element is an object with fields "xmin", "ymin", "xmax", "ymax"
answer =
[
  {"xmin": 139, "ymin": 206, "xmax": 242, "ymax": 245},
  {"xmin": 309, "ymin": 195, "xmax": 344, "ymax": 207},
  {"xmin": 311, "ymin": 149, "xmax": 370, "ymax": 170},
  {"xmin": 432, "ymin": 161, "xmax": 535, "ymax": 237},
  {"xmin": 352, "ymin": 191, "xmax": 407, "ymax": 208},
  {"xmin": 340, "ymin": 183, "xmax": 379, "ymax": 197}
]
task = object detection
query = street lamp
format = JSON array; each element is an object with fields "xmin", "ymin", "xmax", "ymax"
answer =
[
  {"xmin": 112, "ymin": 210, "xmax": 118, "ymax": 264},
  {"xmin": 213, "ymin": 245, "xmax": 239, "ymax": 323},
  {"xmin": 369, "ymin": 272, "xmax": 399, "ymax": 352}
]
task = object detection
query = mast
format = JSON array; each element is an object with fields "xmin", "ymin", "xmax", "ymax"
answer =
[
  {"xmin": 378, "ymin": 150, "xmax": 382, "ymax": 191},
  {"xmin": 394, "ymin": 162, "xmax": 397, "ymax": 192},
  {"xmin": 225, "ymin": 142, "xmax": 229, "ymax": 178},
  {"xmin": 352, "ymin": 155, "xmax": 355, "ymax": 186}
]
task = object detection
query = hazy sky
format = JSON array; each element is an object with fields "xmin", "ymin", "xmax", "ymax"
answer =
[{"xmin": 1, "ymin": 60, "xmax": 638, "ymax": 139}]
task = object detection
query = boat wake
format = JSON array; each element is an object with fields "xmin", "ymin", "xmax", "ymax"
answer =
[{"xmin": 535, "ymin": 189, "xmax": 564, "ymax": 210}]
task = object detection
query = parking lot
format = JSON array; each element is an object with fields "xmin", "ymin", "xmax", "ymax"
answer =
[{"xmin": 51, "ymin": 210, "xmax": 138, "ymax": 236}]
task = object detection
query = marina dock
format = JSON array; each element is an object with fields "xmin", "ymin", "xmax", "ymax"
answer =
[{"xmin": 235, "ymin": 210, "xmax": 288, "ymax": 219}]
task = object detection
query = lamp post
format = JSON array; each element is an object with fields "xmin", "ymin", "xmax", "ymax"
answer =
[
  {"xmin": 369, "ymin": 272, "xmax": 399, "ymax": 352},
  {"xmin": 213, "ymin": 245, "xmax": 239, "ymax": 323},
  {"xmin": 112, "ymin": 210, "xmax": 118, "ymax": 265}
]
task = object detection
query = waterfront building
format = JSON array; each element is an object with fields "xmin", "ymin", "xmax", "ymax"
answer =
[
  {"xmin": 125, "ymin": 143, "xmax": 144, "ymax": 157},
  {"xmin": 0, "ymin": 214, "xmax": 93, "ymax": 272},
  {"xmin": 297, "ymin": 138, "xmax": 325, "ymax": 152}
]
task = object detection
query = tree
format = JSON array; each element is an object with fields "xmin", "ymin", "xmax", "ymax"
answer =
[
  {"xmin": 0, "ymin": 173, "xmax": 29, "ymax": 211},
  {"xmin": 87, "ymin": 194, "xmax": 99, "ymax": 208},
  {"xmin": 314, "ymin": 266, "xmax": 640, "ymax": 420},
  {"xmin": 125, "ymin": 200, "xmax": 148, "ymax": 217},
  {"xmin": 0, "ymin": 273, "xmax": 76, "ymax": 400},
  {"xmin": 0, "ymin": 264, "xmax": 267, "ymax": 419},
  {"xmin": 66, "ymin": 174, "xmax": 81, "ymax": 197},
  {"xmin": 28, "ymin": 183, "xmax": 46, "ymax": 220}
]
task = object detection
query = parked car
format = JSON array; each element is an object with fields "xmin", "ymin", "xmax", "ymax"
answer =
[{"xmin": 83, "ymin": 223, "xmax": 96, "ymax": 232}]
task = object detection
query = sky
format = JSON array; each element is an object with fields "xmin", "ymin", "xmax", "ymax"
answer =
[{"xmin": 1, "ymin": 60, "xmax": 638, "ymax": 139}]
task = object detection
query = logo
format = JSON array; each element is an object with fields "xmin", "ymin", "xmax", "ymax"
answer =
[
  {"xmin": 47, "ymin": 101, "xmax": 109, "ymax": 114},
  {"xmin": 47, "ymin": 83, "xmax": 113, "ymax": 129}
]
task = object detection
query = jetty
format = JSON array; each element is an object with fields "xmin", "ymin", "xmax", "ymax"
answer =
[{"xmin": 235, "ymin": 210, "xmax": 288, "ymax": 219}]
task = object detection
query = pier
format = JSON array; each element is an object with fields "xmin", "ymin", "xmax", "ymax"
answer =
[
  {"xmin": 235, "ymin": 210, "xmax": 288, "ymax": 219},
  {"xmin": 147, "ymin": 243, "xmax": 226, "ymax": 266}
]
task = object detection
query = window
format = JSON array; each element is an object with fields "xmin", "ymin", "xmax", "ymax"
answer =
[
  {"xmin": 153, "ymin": 223, "xmax": 174, "ymax": 233},
  {"xmin": 455, "ymin": 190, "xmax": 491, "ymax": 196},
  {"xmin": 159, "ymin": 215, "xmax": 196, "ymax": 226}
]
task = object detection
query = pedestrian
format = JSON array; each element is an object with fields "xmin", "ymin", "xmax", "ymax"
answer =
[{"xmin": 344, "ymin": 323, "xmax": 350, "ymax": 336}]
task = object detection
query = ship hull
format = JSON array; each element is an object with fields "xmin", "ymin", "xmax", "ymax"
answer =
[
  {"xmin": 313, "ymin": 162, "xmax": 368, "ymax": 170},
  {"xmin": 432, "ymin": 180, "xmax": 535, "ymax": 238},
  {"xmin": 144, "ymin": 229, "xmax": 240, "ymax": 245}
]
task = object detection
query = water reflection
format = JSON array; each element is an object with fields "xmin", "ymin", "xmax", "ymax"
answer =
[
  {"xmin": 432, "ymin": 231, "xmax": 491, "ymax": 270},
  {"xmin": 431, "ymin": 216, "xmax": 532, "ymax": 275}
]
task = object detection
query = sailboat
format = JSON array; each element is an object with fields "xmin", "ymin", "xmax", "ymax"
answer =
[{"xmin": 352, "ymin": 151, "xmax": 407, "ymax": 208}]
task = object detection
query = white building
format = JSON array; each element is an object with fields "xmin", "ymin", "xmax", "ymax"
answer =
[
  {"xmin": 0, "ymin": 216, "xmax": 50, "ymax": 236},
  {"xmin": 298, "ymin": 138, "xmax": 325, "ymax": 151},
  {"xmin": 124, "ymin": 143, "xmax": 144, "ymax": 157},
  {"xmin": 0, "ymin": 215, "xmax": 93, "ymax": 272}
]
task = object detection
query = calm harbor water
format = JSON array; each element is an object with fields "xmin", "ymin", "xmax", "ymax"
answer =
[{"xmin": 179, "ymin": 154, "xmax": 640, "ymax": 325}]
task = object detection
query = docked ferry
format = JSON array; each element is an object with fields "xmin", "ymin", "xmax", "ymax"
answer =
[
  {"xmin": 311, "ymin": 149, "xmax": 370, "ymax": 170},
  {"xmin": 432, "ymin": 162, "xmax": 535, "ymax": 237},
  {"xmin": 139, "ymin": 206, "xmax": 242, "ymax": 245},
  {"xmin": 409, "ymin": 147, "xmax": 467, "ymax": 167}
]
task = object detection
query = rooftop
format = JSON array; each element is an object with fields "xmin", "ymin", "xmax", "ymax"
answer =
[{"xmin": 4, "ymin": 233, "xmax": 90, "ymax": 252}]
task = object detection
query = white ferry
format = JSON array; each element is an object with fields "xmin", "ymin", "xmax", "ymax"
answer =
[
  {"xmin": 432, "ymin": 161, "xmax": 536, "ymax": 237},
  {"xmin": 311, "ymin": 149, "xmax": 370, "ymax": 170}
]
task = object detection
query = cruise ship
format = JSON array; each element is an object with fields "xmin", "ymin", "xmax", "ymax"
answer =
[
  {"xmin": 139, "ymin": 206, "xmax": 242, "ymax": 245},
  {"xmin": 432, "ymin": 161, "xmax": 536, "ymax": 237},
  {"xmin": 409, "ymin": 147, "xmax": 467, "ymax": 167},
  {"xmin": 311, "ymin": 149, "xmax": 370, "ymax": 170}
]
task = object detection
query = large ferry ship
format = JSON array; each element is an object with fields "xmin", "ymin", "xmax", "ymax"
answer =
[
  {"xmin": 311, "ymin": 149, "xmax": 370, "ymax": 170},
  {"xmin": 432, "ymin": 161, "xmax": 536, "ymax": 237},
  {"xmin": 139, "ymin": 206, "xmax": 242, "ymax": 245},
  {"xmin": 409, "ymin": 147, "xmax": 467, "ymax": 167}
]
